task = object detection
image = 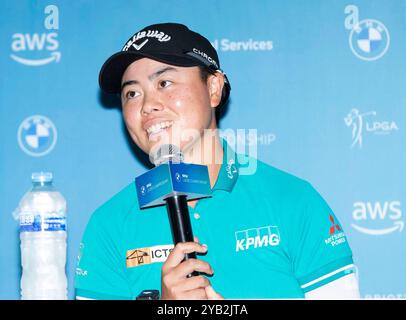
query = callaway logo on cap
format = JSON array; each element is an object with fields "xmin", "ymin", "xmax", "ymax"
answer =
[{"xmin": 99, "ymin": 22, "xmax": 231, "ymax": 107}]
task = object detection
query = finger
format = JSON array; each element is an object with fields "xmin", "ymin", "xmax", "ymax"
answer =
[
  {"xmin": 161, "ymin": 259, "xmax": 212, "ymax": 292},
  {"xmin": 178, "ymin": 288, "xmax": 207, "ymax": 300},
  {"xmin": 173, "ymin": 258, "xmax": 213, "ymax": 279},
  {"xmin": 174, "ymin": 275, "xmax": 211, "ymax": 292},
  {"xmin": 205, "ymin": 285, "xmax": 224, "ymax": 300},
  {"xmin": 194, "ymin": 236, "xmax": 199, "ymax": 243},
  {"xmin": 164, "ymin": 242, "xmax": 208, "ymax": 270}
]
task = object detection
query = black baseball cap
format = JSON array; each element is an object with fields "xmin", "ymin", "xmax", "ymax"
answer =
[{"xmin": 99, "ymin": 22, "xmax": 231, "ymax": 107}]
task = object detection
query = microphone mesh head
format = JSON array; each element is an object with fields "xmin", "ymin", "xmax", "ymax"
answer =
[{"xmin": 150, "ymin": 144, "xmax": 184, "ymax": 166}]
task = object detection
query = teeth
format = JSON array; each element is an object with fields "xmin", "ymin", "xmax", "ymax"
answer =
[{"xmin": 146, "ymin": 121, "xmax": 173, "ymax": 135}]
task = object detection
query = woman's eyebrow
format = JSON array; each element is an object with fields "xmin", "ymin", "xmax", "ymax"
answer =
[
  {"xmin": 121, "ymin": 67, "xmax": 178, "ymax": 93},
  {"xmin": 121, "ymin": 80, "xmax": 139, "ymax": 93},
  {"xmin": 148, "ymin": 66, "xmax": 177, "ymax": 80}
]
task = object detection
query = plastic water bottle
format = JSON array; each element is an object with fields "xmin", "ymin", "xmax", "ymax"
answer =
[{"xmin": 14, "ymin": 172, "xmax": 68, "ymax": 300}]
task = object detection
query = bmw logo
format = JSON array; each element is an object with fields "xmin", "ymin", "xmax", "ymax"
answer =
[
  {"xmin": 175, "ymin": 172, "xmax": 181, "ymax": 182},
  {"xmin": 17, "ymin": 115, "xmax": 57, "ymax": 157},
  {"xmin": 349, "ymin": 19, "xmax": 390, "ymax": 61},
  {"xmin": 140, "ymin": 186, "xmax": 146, "ymax": 196}
]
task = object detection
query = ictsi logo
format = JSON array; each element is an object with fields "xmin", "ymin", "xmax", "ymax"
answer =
[
  {"xmin": 10, "ymin": 5, "xmax": 61, "ymax": 66},
  {"xmin": 351, "ymin": 201, "xmax": 403, "ymax": 235}
]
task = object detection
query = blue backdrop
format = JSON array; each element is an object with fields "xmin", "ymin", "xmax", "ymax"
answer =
[{"xmin": 1, "ymin": 0, "xmax": 405, "ymax": 300}]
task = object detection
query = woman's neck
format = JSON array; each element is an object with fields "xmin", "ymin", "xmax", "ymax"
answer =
[{"xmin": 183, "ymin": 132, "xmax": 224, "ymax": 208}]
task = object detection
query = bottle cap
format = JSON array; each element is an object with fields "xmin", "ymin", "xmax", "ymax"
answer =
[{"xmin": 31, "ymin": 172, "xmax": 53, "ymax": 183}]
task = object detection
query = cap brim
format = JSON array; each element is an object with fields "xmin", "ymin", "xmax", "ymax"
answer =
[{"xmin": 99, "ymin": 51, "xmax": 204, "ymax": 94}]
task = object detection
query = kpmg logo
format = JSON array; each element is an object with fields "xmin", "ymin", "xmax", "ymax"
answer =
[
  {"xmin": 344, "ymin": 108, "xmax": 398, "ymax": 148},
  {"xmin": 11, "ymin": 5, "xmax": 61, "ymax": 66},
  {"xmin": 17, "ymin": 115, "xmax": 57, "ymax": 157},
  {"xmin": 235, "ymin": 226, "xmax": 280, "ymax": 252},
  {"xmin": 344, "ymin": 5, "xmax": 390, "ymax": 61},
  {"xmin": 351, "ymin": 201, "xmax": 403, "ymax": 236}
]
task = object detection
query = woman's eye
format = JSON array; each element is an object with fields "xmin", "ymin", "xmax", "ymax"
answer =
[
  {"xmin": 159, "ymin": 80, "xmax": 172, "ymax": 88},
  {"xmin": 125, "ymin": 90, "xmax": 139, "ymax": 99}
]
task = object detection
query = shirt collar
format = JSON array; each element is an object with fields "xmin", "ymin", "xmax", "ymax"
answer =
[{"xmin": 212, "ymin": 139, "xmax": 240, "ymax": 193}]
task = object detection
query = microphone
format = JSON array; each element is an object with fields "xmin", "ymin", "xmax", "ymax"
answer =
[
  {"xmin": 150, "ymin": 145, "xmax": 195, "ymax": 258},
  {"xmin": 149, "ymin": 143, "xmax": 184, "ymax": 166},
  {"xmin": 151, "ymin": 144, "xmax": 199, "ymax": 277},
  {"xmin": 135, "ymin": 144, "xmax": 212, "ymax": 277}
]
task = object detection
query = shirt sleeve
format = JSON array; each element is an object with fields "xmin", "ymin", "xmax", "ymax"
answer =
[
  {"xmin": 74, "ymin": 209, "xmax": 133, "ymax": 300},
  {"xmin": 304, "ymin": 272, "xmax": 361, "ymax": 299},
  {"xmin": 291, "ymin": 182, "xmax": 356, "ymax": 294}
]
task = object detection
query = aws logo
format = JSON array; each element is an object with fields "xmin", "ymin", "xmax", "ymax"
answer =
[
  {"xmin": 351, "ymin": 201, "xmax": 403, "ymax": 236},
  {"xmin": 10, "ymin": 5, "xmax": 61, "ymax": 66}
]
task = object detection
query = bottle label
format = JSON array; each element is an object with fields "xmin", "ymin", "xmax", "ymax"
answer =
[{"xmin": 19, "ymin": 213, "xmax": 66, "ymax": 232}]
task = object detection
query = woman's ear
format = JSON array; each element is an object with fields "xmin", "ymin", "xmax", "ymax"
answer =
[{"xmin": 207, "ymin": 72, "xmax": 225, "ymax": 108}]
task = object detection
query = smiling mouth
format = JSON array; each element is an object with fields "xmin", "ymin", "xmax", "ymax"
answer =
[{"xmin": 146, "ymin": 121, "xmax": 173, "ymax": 139}]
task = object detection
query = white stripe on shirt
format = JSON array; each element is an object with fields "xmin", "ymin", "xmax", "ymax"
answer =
[{"xmin": 301, "ymin": 264, "xmax": 355, "ymax": 289}]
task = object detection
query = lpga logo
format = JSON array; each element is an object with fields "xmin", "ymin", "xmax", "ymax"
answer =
[
  {"xmin": 344, "ymin": 5, "xmax": 390, "ymax": 61},
  {"xmin": 344, "ymin": 108, "xmax": 398, "ymax": 148},
  {"xmin": 17, "ymin": 115, "xmax": 57, "ymax": 157},
  {"xmin": 10, "ymin": 5, "xmax": 61, "ymax": 66}
]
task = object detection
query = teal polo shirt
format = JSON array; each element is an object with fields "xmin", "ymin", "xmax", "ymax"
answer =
[{"xmin": 75, "ymin": 142, "xmax": 355, "ymax": 299}]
